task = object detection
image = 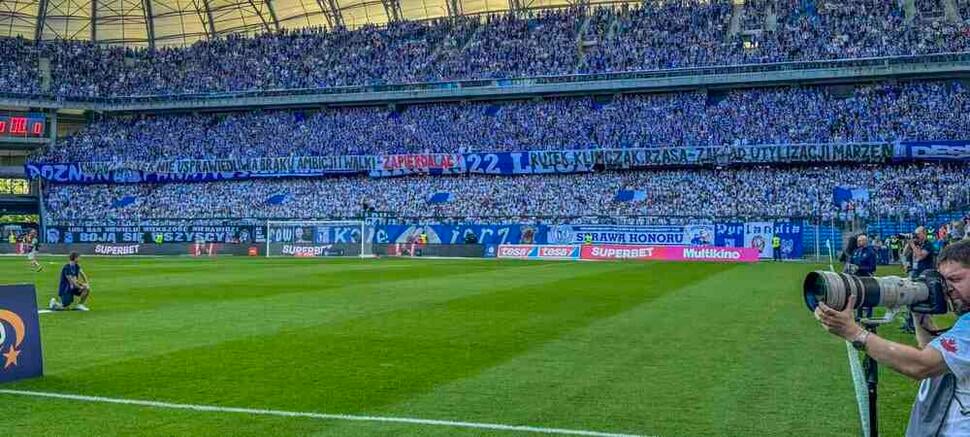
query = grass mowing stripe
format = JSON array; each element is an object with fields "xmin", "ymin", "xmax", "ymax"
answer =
[
  {"xmin": 15, "ymin": 261, "xmax": 703, "ymax": 414},
  {"xmin": 1, "ymin": 258, "xmax": 903, "ymax": 436},
  {"xmin": 354, "ymin": 262, "xmax": 855, "ymax": 437},
  {"xmin": 0, "ymin": 389, "xmax": 650, "ymax": 437},
  {"xmin": 26, "ymin": 260, "xmax": 630, "ymax": 375}
]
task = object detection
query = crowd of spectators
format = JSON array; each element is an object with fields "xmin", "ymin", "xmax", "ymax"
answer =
[
  {"xmin": 0, "ymin": 36, "xmax": 41, "ymax": 95},
  {"xmin": 42, "ymin": 164, "xmax": 970, "ymax": 222},
  {"xmin": 1, "ymin": 0, "xmax": 969, "ymax": 97},
  {"xmin": 34, "ymin": 80, "xmax": 970, "ymax": 162}
]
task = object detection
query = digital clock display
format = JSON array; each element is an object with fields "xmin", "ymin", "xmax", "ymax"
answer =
[{"xmin": 0, "ymin": 113, "xmax": 46, "ymax": 139}]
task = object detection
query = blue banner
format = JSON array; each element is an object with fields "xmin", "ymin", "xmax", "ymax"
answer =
[
  {"xmin": 0, "ymin": 284, "xmax": 43, "ymax": 383},
  {"xmin": 377, "ymin": 224, "xmax": 546, "ymax": 245},
  {"xmin": 47, "ymin": 224, "xmax": 256, "ymax": 244},
  {"xmin": 545, "ymin": 224, "xmax": 715, "ymax": 246},
  {"xmin": 833, "ymin": 187, "xmax": 870, "ymax": 205},
  {"xmin": 774, "ymin": 221, "xmax": 805, "ymax": 259},
  {"xmin": 715, "ymin": 222, "xmax": 744, "ymax": 247},
  {"xmin": 26, "ymin": 155, "xmax": 373, "ymax": 184},
  {"xmin": 897, "ymin": 141, "xmax": 970, "ymax": 161}
]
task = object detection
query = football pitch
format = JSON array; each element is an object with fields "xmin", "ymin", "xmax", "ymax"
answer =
[{"xmin": 0, "ymin": 256, "xmax": 924, "ymax": 436}]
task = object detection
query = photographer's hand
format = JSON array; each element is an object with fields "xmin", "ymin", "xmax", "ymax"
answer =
[
  {"xmin": 914, "ymin": 313, "xmax": 939, "ymax": 349},
  {"xmin": 816, "ymin": 296, "xmax": 949, "ymax": 380},
  {"xmin": 815, "ymin": 294, "xmax": 864, "ymax": 341}
]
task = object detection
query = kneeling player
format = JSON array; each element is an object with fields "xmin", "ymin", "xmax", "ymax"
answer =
[{"xmin": 49, "ymin": 252, "xmax": 91, "ymax": 311}]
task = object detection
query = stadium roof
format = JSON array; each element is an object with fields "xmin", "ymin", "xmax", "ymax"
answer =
[{"xmin": 0, "ymin": 0, "xmax": 642, "ymax": 47}]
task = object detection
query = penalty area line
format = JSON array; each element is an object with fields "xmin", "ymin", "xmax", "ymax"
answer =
[{"xmin": 0, "ymin": 389, "xmax": 649, "ymax": 437}]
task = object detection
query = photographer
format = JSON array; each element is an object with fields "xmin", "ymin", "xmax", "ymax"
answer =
[
  {"xmin": 839, "ymin": 233, "xmax": 860, "ymax": 268},
  {"xmin": 908, "ymin": 227, "xmax": 937, "ymax": 279},
  {"xmin": 897, "ymin": 228, "xmax": 938, "ymax": 334},
  {"xmin": 815, "ymin": 239, "xmax": 970, "ymax": 436}
]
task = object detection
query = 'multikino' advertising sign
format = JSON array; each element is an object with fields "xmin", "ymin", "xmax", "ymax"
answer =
[{"xmin": 497, "ymin": 244, "xmax": 759, "ymax": 263}]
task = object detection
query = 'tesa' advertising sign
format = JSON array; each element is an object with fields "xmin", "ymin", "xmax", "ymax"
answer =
[{"xmin": 0, "ymin": 284, "xmax": 43, "ymax": 383}]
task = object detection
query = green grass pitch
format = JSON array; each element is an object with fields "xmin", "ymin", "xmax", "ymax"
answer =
[{"xmin": 0, "ymin": 256, "xmax": 927, "ymax": 436}]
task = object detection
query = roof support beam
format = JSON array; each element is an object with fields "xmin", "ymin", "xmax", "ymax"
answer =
[
  {"xmin": 315, "ymin": 0, "xmax": 343, "ymax": 28},
  {"xmin": 264, "ymin": 0, "xmax": 281, "ymax": 31},
  {"xmin": 90, "ymin": 0, "xmax": 97, "ymax": 42},
  {"xmin": 246, "ymin": 0, "xmax": 274, "ymax": 32},
  {"xmin": 35, "ymin": 0, "xmax": 49, "ymax": 41},
  {"xmin": 380, "ymin": 0, "xmax": 401, "ymax": 22},
  {"xmin": 508, "ymin": 0, "xmax": 528, "ymax": 17},
  {"xmin": 447, "ymin": 0, "xmax": 462, "ymax": 17},
  {"xmin": 312, "ymin": 0, "xmax": 334, "ymax": 27},
  {"xmin": 201, "ymin": 0, "xmax": 217, "ymax": 37},
  {"xmin": 326, "ymin": 0, "xmax": 343, "ymax": 28},
  {"xmin": 143, "ymin": 0, "xmax": 156, "ymax": 49}
]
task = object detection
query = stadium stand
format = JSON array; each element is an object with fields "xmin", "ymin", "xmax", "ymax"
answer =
[
  {"xmin": 33, "ymin": 80, "xmax": 970, "ymax": 161},
  {"xmin": 1, "ymin": 1, "xmax": 968, "ymax": 97},
  {"xmin": 41, "ymin": 164, "xmax": 969, "ymax": 222},
  {"xmin": 1, "ymin": 0, "xmax": 966, "ymax": 260}
]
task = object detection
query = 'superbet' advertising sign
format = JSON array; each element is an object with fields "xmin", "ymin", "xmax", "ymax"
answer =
[{"xmin": 496, "ymin": 245, "xmax": 581, "ymax": 260}]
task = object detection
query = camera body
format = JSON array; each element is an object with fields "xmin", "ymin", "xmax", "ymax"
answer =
[
  {"xmin": 804, "ymin": 270, "xmax": 949, "ymax": 315},
  {"xmin": 908, "ymin": 271, "xmax": 949, "ymax": 314}
]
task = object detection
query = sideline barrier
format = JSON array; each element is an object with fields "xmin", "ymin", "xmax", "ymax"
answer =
[
  {"xmin": 495, "ymin": 245, "xmax": 581, "ymax": 260},
  {"xmin": 0, "ymin": 243, "xmax": 488, "ymax": 258},
  {"xmin": 581, "ymin": 245, "xmax": 760, "ymax": 262},
  {"xmin": 4, "ymin": 242, "xmax": 759, "ymax": 261},
  {"xmin": 42, "ymin": 220, "xmax": 806, "ymax": 259},
  {"xmin": 496, "ymin": 244, "xmax": 760, "ymax": 263},
  {"xmin": 0, "ymin": 243, "xmax": 246, "ymax": 257}
]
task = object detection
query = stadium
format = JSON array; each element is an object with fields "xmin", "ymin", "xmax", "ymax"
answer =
[{"xmin": 0, "ymin": 0, "xmax": 969, "ymax": 435}]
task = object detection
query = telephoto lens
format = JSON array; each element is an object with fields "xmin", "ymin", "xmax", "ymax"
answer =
[{"xmin": 803, "ymin": 271, "xmax": 931, "ymax": 312}]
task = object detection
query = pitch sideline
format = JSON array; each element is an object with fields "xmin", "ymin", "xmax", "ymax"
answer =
[
  {"xmin": 845, "ymin": 341, "xmax": 870, "ymax": 437},
  {"xmin": 0, "ymin": 389, "xmax": 651, "ymax": 437}
]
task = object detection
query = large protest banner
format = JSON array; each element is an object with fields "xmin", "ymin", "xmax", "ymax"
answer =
[
  {"xmin": 26, "ymin": 143, "xmax": 899, "ymax": 185},
  {"xmin": 25, "ymin": 155, "xmax": 375, "ymax": 184}
]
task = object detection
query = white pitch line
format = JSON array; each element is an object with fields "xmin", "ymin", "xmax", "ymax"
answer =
[
  {"xmin": 37, "ymin": 310, "xmax": 53, "ymax": 314},
  {"xmin": 845, "ymin": 341, "xmax": 870, "ymax": 437},
  {"xmin": 0, "ymin": 389, "xmax": 648, "ymax": 437}
]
